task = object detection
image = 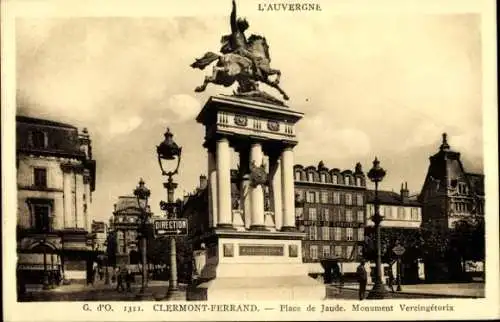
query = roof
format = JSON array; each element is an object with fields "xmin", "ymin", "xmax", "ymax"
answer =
[
  {"xmin": 114, "ymin": 196, "xmax": 147, "ymax": 212},
  {"xmin": 16, "ymin": 115, "xmax": 77, "ymax": 129},
  {"xmin": 366, "ymin": 190, "xmax": 421, "ymax": 206}
]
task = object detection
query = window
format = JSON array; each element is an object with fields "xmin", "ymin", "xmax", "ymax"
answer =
[
  {"xmin": 458, "ymin": 182, "xmax": 468, "ymax": 194},
  {"xmin": 320, "ymin": 173, "xmax": 326, "ymax": 183},
  {"xmin": 357, "ymin": 210, "xmax": 364, "ymax": 222},
  {"xmin": 334, "ymin": 246, "xmax": 342, "ymax": 257},
  {"xmin": 33, "ymin": 168, "xmax": 47, "ymax": 187},
  {"xmin": 333, "ymin": 192, "xmax": 340, "ymax": 204},
  {"xmin": 332, "ymin": 175, "xmax": 338, "ymax": 184},
  {"xmin": 295, "ymin": 207, "xmax": 304, "ymax": 220},
  {"xmin": 341, "ymin": 246, "xmax": 348, "ymax": 258},
  {"xmin": 356, "ymin": 194, "xmax": 363, "ymax": 206},
  {"xmin": 346, "ymin": 228, "xmax": 354, "ymax": 241},
  {"xmin": 31, "ymin": 130, "xmax": 47, "ymax": 148},
  {"xmin": 346, "ymin": 245, "xmax": 354, "ymax": 260},
  {"xmin": 345, "ymin": 193, "xmax": 352, "ymax": 205},
  {"xmin": 356, "ymin": 177, "xmax": 362, "ymax": 186},
  {"xmin": 33, "ymin": 204, "xmax": 51, "ymax": 232},
  {"xmin": 321, "ymin": 226, "xmax": 330, "ymax": 240},
  {"xmin": 322, "ymin": 245, "xmax": 330, "ymax": 258},
  {"xmin": 337, "ymin": 208, "xmax": 344, "ymax": 221},
  {"xmin": 306, "ymin": 191, "xmax": 315, "ymax": 203},
  {"xmin": 384, "ymin": 206, "xmax": 392, "ymax": 219},
  {"xmin": 411, "ymin": 208, "xmax": 419, "ymax": 220},
  {"xmin": 345, "ymin": 209, "xmax": 353, "ymax": 222},
  {"xmin": 357, "ymin": 228, "xmax": 364, "ymax": 241},
  {"xmin": 310, "ymin": 245, "xmax": 318, "ymax": 260},
  {"xmin": 308, "ymin": 208, "xmax": 317, "ymax": 221},
  {"xmin": 324, "ymin": 208, "xmax": 330, "ymax": 221},
  {"xmin": 295, "ymin": 171, "xmax": 301, "ymax": 181},
  {"xmin": 334, "ymin": 227, "xmax": 342, "ymax": 241},
  {"xmin": 308, "ymin": 226, "xmax": 318, "ymax": 240},
  {"xmin": 307, "ymin": 172, "xmax": 314, "ymax": 182},
  {"xmin": 320, "ymin": 191, "xmax": 329, "ymax": 204},
  {"xmin": 345, "ymin": 176, "xmax": 351, "ymax": 185},
  {"xmin": 398, "ymin": 207, "xmax": 405, "ymax": 219}
]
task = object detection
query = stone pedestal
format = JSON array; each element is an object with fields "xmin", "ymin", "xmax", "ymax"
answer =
[
  {"xmin": 190, "ymin": 95, "xmax": 323, "ymax": 300},
  {"xmin": 187, "ymin": 230, "xmax": 325, "ymax": 300}
]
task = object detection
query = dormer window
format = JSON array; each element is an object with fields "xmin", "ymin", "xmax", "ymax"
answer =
[
  {"xmin": 307, "ymin": 172, "xmax": 314, "ymax": 182},
  {"xmin": 295, "ymin": 171, "xmax": 301, "ymax": 181},
  {"xmin": 458, "ymin": 182, "xmax": 468, "ymax": 194},
  {"xmin": 320, "ymin": 173, "xmax": 326, "ymax": 183},
  {"xmin": 356, "ymin": 177, "xmax": 362, "ymax": 186},
  {"xmin": 332, "ymin": 175, "xmax": 338, "ymax": 184},
  {"xmin": 345, "ymin": 176, "xmax": 351, "ymax": 185},
  {"xmin": 30, "ymin": 130, "xmax": 47, "ymax": 149}
]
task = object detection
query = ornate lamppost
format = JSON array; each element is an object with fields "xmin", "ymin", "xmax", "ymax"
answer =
[
  {"xmin": 133, "ymin": 178, "xmax": 151, "ymax": 296},
  {"xmin": 156, "ymin": 128, "xmax": 182, "ymax": 295},
  {"xmin": 366, "ymin": 157, "xmax": 388, "ymax": 299}
]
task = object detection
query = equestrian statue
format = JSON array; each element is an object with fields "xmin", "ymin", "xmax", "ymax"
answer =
[{"xmin": 190, "ymin": 0, "xmax": 289, "ymax": 104}]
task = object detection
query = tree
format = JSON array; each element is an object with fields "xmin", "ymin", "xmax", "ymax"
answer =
[
  {"xmin": 363, "ymin": 227, "xmax": 422, "ymax": 264},
  {"xmin": 105, "ymin": 230, "xmax": 117, "ymax": 267}
]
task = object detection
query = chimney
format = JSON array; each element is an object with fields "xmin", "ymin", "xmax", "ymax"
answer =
[
  {"xmin": 400, "ymin": 181, "xmax": 409, "ymax": 201},
  {"xmin": 199, "ymin": 174, "xmax": 208, "ymax": 190}
]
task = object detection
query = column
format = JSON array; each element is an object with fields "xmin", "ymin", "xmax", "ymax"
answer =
[
  {"xmin": 83, "ymin": 171, "xmax": 91, "ymax": 232},
  {"xmin": 249, "ymin": 143, "xmax": 265, "ymax": 230},
  {"xmin": 281, "ymin": 147, "xmax": 296, "ymax": 231},
  {"xmin": 269, "ymin": 153, "xmax": 283, "ymax": 230},
  {"xmin": 207, "ymin": 150, "xmax": 218, "ymax": 228},
  {"xmin": 216, "ymin": 137, "xmax": 233, "ymax": 229},
  {"xmin": 75, "ymin": 173, "xmax": 84, "ymax": 228},
  {"xmin": 239, "ymin": 149, "xmax": 251, "ymax": 229},
  {"xmin": 62, "ymin": 169, "xmax": 72, "ymax": 228}
]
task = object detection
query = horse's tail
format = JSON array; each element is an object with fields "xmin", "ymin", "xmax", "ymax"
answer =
[{"xmin": 190, "ymin": 52, "xmax": 220, "ymax": 70}]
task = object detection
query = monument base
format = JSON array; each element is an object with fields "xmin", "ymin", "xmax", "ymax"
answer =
[
  {"xmin": 187, "ymin": 275, "xmax": 325, "ymax": 301},
  {"xmin": 186, "ymin": 230, "xmax": 325, "ymax": 301}
]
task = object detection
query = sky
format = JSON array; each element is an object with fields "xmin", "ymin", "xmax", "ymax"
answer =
[{"xmin": 15, "ymin": 9, "xmax": 484, "ymax": 223}]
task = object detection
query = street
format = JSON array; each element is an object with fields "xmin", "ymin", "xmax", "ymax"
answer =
[
  {"xmin": 20, "ymin": 279, "xmax": 187, "ymax": 302},
  {"xmin": 20, "ymin": 279, "xmax": 484, "ymax": 301}
]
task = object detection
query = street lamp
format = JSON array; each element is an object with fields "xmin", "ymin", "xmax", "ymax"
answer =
[
  {"xmin": 366, "ymin": 157, "xmax": 388, "ymax": 299},
  {"xmin": 156, "ymin": 127, "xmax": 182, "ymax": 295},
  {"xmin": 133, "ymin": 178, "xmax": 151, "ymax": 296}
]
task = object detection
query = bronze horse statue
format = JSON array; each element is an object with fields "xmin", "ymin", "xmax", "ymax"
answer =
[{"xmin": 191, "ymin": 35, "xmax": 289, "ymax": 101}]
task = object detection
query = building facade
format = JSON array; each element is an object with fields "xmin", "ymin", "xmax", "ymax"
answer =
[
  {"xmin": 294, "ymin": 161, "xmax": 367, "ymax": 276},
  {"xmin": 109, "ymin": 196, "xmax": 151, "ymax": 266},
  {"xmin": 419, "ymin": 133, "xmax": 485, "ymax": 281},
  {"xmin": 16, "ymin": 115, "xmax": 96, "ymax": 284},
  {"xmin": 365, "ymin": 183, "xmax": 423, "ymax": 284},
  {"xmin": 90, "ymin": 220, "xmax": 108, "ymax": 253}
]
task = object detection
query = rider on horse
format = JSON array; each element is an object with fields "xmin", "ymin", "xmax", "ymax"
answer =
[{"xmin": 224, "ymin": 0, "xmax": 263, "ymax": 79}]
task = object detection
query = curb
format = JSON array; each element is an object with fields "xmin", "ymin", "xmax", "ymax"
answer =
[{"xmin": 330, "ymin": 286, "xmax": 483, "ymax": 299}]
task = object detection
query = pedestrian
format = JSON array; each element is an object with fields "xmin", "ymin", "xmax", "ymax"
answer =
[
  {"xmin": 387, "ymin": 265, "xmax": 395, "ymax": 292},
  {"xmin": 116, "ymin": 266, "xmax": 125, "ymax": 292},
  {"xmin": 91, "ymin": 261, "xmax": 98, "ymax": 285},
  {"xmin": 125, "ymin": 267, "xmax": 133, "ymax": 292},
  {"xmin": 356, "ymin": 260, "xmax": 368, "ymax": 300}
]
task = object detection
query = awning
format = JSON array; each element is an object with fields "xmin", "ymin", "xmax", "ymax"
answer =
[{"xmin": 17, "ymin": 253, "xmax": 61, "ymax": 271}]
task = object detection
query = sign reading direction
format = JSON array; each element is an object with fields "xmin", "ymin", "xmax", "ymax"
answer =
[
  {"xmin": 392, "ymin": 245, "xmax": 406, "ymax": 256},
  {"xmin": 154, "ymin": 219, "xmax": 188, "ymax": 237}
]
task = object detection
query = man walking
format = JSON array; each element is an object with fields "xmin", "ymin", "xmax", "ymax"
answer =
[
  {"xmin": 115, "ymin": 266, "xmax": 125, "ymax": 292},
  {"xmin": 356, "ymin": 260, "xmax": 368, "ymax": 300}
]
